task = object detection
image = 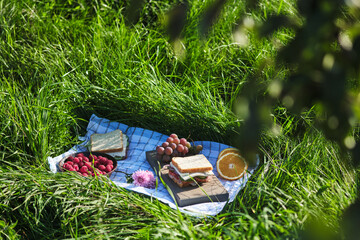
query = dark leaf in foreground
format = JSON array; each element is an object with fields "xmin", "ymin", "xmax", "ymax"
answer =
[
  {"xmin": 198, "ymin": 0, "xmax": 226, "ymax": 37},
  {"xmin": 124, "ymin": 0, "xmax": 145, "ymax": 26},
  {"xmin": 166, "ymin": 2, "xmax": 189, "ymax": 42},
  {"xmin": 258, "ymin": 15, "xmax": 297, "ymax": 37}
]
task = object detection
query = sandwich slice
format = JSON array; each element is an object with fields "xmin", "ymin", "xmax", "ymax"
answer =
[
  {"xmin": 106, "ymin": 134, "xmax": 129, "ymax": 160},
  {"xmin": 90, "ymin": 129, "xmax": 124, "ymax": 153},
  {"xmin": 168, "ymin": 154, "xmax": 214, "ymax": 188}
]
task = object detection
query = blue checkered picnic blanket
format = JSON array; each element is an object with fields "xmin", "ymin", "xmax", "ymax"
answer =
[{"xmin": 48, "ymin": 114, "xmax": 258, "ymax": 216}]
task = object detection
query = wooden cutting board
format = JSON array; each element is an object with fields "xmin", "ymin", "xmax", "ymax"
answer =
[{"xmin": 146, "ymin": 151, "xmax": 229, "ymax": 207}]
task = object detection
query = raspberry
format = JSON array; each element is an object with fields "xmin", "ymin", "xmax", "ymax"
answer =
[
  {"xmin": 100, "ymin": 158, "xmax": 108, "ymax": 165},
  {"xmin": 67, "ymin": 161, "xmax": 74, "ymax": 166},
  {"xmin": 98, "ymin": 165, "xmax": 106, "ymax": 171},
  {"xmin": 94, "ymin": 160, "xmax": 99, "ymax": 167},
  {"xmin": 82, "ymin": 173, "xmax": 89, "ymax": 177},
  {"xmin": 73, "ymin": 157, "xmax": 80, "ymax": 164},
  {"xmin": 84, "ymin": 162, "xmax": 92, "ymax": 169},
  {"xmin": 63, "ymin": 163, "xmax": 69, "ymax": 169},
  {"xmin": 106, "ymin": 160, "xmax": 113, "ymax": 166},
  {"xmin": 77, "ymin": 153, "xmax": 85, "ymax": 158},
  {"xmin": 78, "ymin": 161, "xmax": 84, "ymax": 167},
  {"xmin": 80, "ymin": 166, "xmax": 88, "ymax": 173},
  {"xmin": 67, "ymin": 156, "xmax": 74, "ymax": 161},
  {"xmin": 73, "ymin": 165, "xmax": 79, "ymax": 171},
  {"xmin": 105, "ymin": 165, "xmax": 113, "ymax": 172},
  {"xmin": 83, "ymin": 157, "xmax": 89, "ymax": 162}
]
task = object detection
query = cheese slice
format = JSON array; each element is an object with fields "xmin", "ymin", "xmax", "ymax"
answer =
[{"xmin": 170, "ymin": 162, "xmax": 214, "ymax": 181}]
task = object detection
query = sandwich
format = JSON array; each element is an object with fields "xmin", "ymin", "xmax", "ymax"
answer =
[
  {"xmin": 168, "ymin": 154, "xmax": 214, "ymax": 188},
  {"xmin": 90, "ymin": 129, "xmax": 124, "ymax": 153}
]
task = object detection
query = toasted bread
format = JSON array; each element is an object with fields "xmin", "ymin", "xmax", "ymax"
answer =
[
  {"xmin": 90, "ymin": 129, "xmax": 123, "ymax": 153},
  {"xmin": 171, "ymin": 154, "xmax": 213, "ymax": 173}
]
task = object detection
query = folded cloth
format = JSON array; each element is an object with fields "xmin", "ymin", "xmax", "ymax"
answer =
[{"xmin": 48, "ymin": 114, "xmax": 259, "ymax": 216}]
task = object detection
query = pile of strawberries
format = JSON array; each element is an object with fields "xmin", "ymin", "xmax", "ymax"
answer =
[{"xmin": 62, "ymin": 153, "xmax": 115, "ymax": 177}]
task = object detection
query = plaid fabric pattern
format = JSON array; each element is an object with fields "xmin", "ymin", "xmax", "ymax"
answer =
[{"xmin": 48, "ymin": 114, "xmax": 258, "ymax": 216}]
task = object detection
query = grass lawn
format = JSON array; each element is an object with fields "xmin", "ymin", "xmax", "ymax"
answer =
[{"xmin": 0, "ymin": 0, "xmax": 358, "ymax": 239}]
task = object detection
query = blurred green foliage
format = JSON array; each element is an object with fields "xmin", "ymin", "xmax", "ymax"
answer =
[
  {"xmin": 161, "ymin": 0, "xmax": 360, "ymax": 166},
  {"xmin": 126, "ymin": 0, "xmax": 360, "ymax": 238}
]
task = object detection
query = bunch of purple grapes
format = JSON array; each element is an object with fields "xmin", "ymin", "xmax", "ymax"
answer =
[{"xmin": 156, "ymin": 133, "xmax": 203, "ymax": 163}]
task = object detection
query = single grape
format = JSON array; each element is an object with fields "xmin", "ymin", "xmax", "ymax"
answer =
[
  {"xmin": 180, "ymin": 138, "xmax": 187, "ymax": 146},
  {"xmin": 167, "ymin": 137, "xmax": 174, "ymax": 143},
  {"xmin": 177, "ymin": 144, "xmax": 184, "ymax": 153},
  {"xmin": 186, "ymin": 142, "xmax": 191, "ymax": 149},
  {"xmin": 157, "ymin": 146, "xmax": 165, "ymax": 155},
  {"xmin": 170, "ymin": 133, "xmax": 178, "ymax": 139},
  {"xmin": 173, "ymin": 149, "xmax": 179, "ymax": 157},
  {"xmin": 173, "ymin": 138, "xmax": 180, "ymax": 145},
  {"xmin": 195, "ymin": 145, "xmax": 203, "ymax": 153},
  {"xmin": 165, "ymin": 146, "xmax": 173, "ymax": 155},
  {"xmin": 170, "ymin": 143, "xmax": 177, "ymax": 150},
  {"xmin": 183, "ymin": 146, "xmax": 189, "ymax": 155},
  {"xmin": 162, "ymin": 142, "xmax": 170, "ymax": 148}
]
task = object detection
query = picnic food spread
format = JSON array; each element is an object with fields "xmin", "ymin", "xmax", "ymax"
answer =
[
  {"xmin": 58, "ymin": 128, "xmax": 248, "ymax": 207},
  {"xmin": 168, "ymin": 154, "xmax": 214, "ymax": 188},
  {"xmin": 48, "ymin": 114, "xmax": 258, "ymax": 214},
  {"xmin": 216, "ymin": 148, "xmax": 248, "ymax": 180}
]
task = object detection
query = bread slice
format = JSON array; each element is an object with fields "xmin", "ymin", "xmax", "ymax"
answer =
[
  {"xmin": 171, "ymin": 154, "xmax": 213, "ymax": 173},
  {"xmin": 90, "ymin": 129, "xmax": 123, "ymax": 153}
]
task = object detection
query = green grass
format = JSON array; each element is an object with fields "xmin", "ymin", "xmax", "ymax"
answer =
[{"xmin": 0, "ymin": 0, "xmax": 358, "ymax": 239}]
